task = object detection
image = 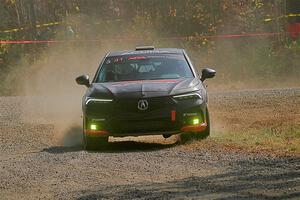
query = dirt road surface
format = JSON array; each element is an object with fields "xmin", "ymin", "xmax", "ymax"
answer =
[{"xmin": 0, "ymin": 88, "xmax": 300, "ymax": 199}]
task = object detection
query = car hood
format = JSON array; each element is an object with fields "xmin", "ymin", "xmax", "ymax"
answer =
[{"xmin": 86, "ymin": 78, "xmax": 202, "ymax": 99}]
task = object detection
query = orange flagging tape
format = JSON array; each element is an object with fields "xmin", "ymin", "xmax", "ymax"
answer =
[{"xmin": 0, "ymin": 32, "xmax": 289, "ymax": 44}]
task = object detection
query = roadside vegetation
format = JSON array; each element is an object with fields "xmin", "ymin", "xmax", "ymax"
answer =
[{"xmin": 212, "ymin": 127, "xmax": 300, "ymax": 156}]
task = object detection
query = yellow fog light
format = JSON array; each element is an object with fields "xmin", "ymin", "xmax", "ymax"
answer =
[
  {"xmin": 193, "ymin": 118, "xmax": 200, "ymax": 125},
  {"xmin": 90, "ymin": 124, "xmax": 97, "ymax": 130}
]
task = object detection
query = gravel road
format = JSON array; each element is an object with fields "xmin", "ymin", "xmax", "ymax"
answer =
[{"xmin": 0, "ymin": 88, "xmax": 299, "ymax": 200}]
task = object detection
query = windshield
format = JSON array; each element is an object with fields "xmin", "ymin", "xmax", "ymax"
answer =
[{"xmin": 95, "ymin": 54, "xmax": 194, "ymax": 82}]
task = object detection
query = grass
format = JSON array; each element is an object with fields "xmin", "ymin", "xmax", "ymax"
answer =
[{"xmin": 211, "ymin": 126, "xmax": 300, "ymax": 156}]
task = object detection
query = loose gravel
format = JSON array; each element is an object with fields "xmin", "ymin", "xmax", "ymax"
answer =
[{"xmin": 0, "ymin": 88, "xmax": 299, "ymax": 200}]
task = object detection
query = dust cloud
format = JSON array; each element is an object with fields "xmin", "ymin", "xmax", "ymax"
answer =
[{"xmin": 18, "ymin": 41, "xmax": 110, "ymax": 146}]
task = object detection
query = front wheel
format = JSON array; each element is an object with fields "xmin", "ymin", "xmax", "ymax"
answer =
[
  {"xmin": 83, "ymin": 135, "xmax": 109, "ymax": 151},
  {"xmin": 179, "ymin": 107, "xmax": 210, "ymax": 143}
]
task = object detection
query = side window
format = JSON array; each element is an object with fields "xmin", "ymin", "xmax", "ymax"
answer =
[{"xmin": 98, "ymin": 67, "xmax": 106, "ymax": 82}]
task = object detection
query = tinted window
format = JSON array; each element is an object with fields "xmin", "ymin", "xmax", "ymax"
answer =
[{"xmin": 96, "ymin": 54, "xmax": 193, "ymax": 82}]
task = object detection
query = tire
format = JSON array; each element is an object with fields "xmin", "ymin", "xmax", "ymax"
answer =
[
  {"xmin": 179, "ymin": 107, "xmax": 210, "ymax": 143},
  {"xmin": 83, "ymin": 135, "xmax": 109, "ymax": 151}
]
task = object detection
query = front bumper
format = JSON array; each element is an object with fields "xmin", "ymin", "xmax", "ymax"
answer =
[
  {"xmin": 84, "ymin": 121, "xmax": 208, "ymax": 137},
  {"xmin": 83, "ymin": 96, "xmax": 207, "ymax": 137}
]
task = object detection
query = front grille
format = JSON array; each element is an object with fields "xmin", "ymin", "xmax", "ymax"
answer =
[{"xmin": 114, "ymin": 96, "xmax": 174, "ymax": 113}]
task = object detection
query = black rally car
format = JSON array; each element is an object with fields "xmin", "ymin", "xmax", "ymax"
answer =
[{"xmin": 76, "ymin": 46, "xmax": 215, "ymax": 149}]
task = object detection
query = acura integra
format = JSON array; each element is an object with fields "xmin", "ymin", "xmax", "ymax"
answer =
[{"xmin": 76, "ymin": 46, "xmax": 216, "ymax": 150}]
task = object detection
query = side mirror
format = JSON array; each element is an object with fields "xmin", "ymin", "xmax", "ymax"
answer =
[
  {"xmin": 76, "ymin": 75, "xmax": 90, "ymax": 87},
  {"xmin": 200, "ymin": 68, "xmax": 216, "ymax": 82}
]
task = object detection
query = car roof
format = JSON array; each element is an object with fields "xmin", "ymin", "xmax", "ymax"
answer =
[{"xmin": 107, "ymin": 48, "xmax": 184, "ymax": 57}]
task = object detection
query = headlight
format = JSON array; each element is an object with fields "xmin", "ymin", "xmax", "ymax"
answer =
[
  {"xmin": 85, "ymin": 97, "xmax": 113, "ymax": 105},
  {"xmin": 173, "ymin": 92, "xmax": 202, "ymax": 100}
]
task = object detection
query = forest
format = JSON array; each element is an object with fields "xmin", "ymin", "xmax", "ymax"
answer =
[{"xmin": 0, "ymin": 0, "xmax": 299, "ymax": 94}]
